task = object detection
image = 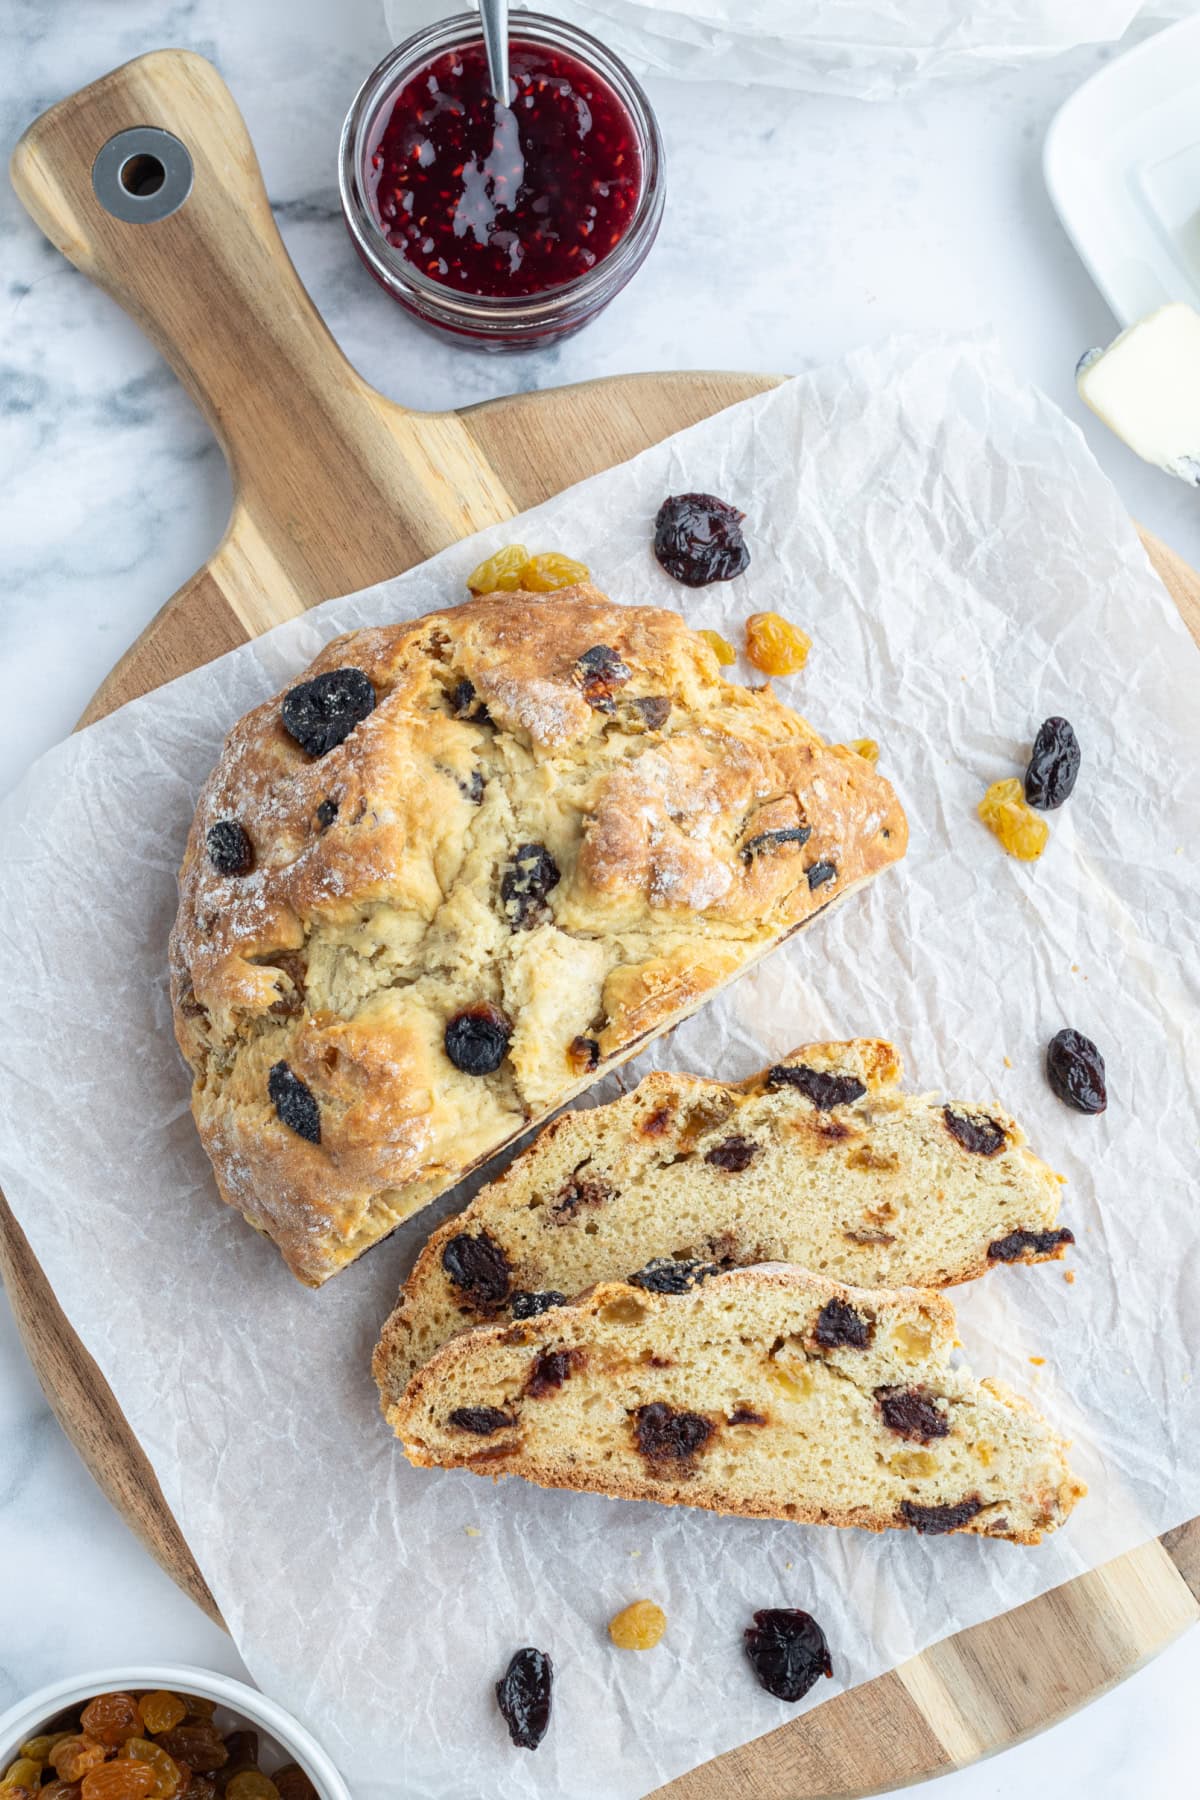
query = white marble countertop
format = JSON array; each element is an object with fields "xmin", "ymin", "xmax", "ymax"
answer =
[{"xmin": 2, "ymin": 2, "xmax": 1198, "ymax": 1793}]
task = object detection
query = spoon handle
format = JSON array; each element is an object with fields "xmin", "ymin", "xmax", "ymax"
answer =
[{"xmin": 479, "ymin": 0, "xmax": 511, "ymax": 105}]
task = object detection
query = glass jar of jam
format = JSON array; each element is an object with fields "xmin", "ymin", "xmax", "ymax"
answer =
[{"xmin": 339, "ymin": 11, "xmax": 665, "ymax": 349}]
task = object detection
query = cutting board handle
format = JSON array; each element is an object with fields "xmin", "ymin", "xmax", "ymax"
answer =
[
  {"xmin": 9, "ymin": 50, "xmax": 383, "ymax": 477},
  {"xmin": 9, "ymin": 49, "xmax": 516, "ymax": 614}
]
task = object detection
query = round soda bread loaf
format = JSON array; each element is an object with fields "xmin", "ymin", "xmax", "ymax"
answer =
[
  {"xmin": 169, "ymin": 585, "xmax": 906, "ymax": 1284},
  {"xmin": 389, "ymin": 1264, "xmax": 1085, "ymax": 1544},
  {"xmin": 373, "ymin": 1038, "xmax": 1071, "ymax": 1402}
]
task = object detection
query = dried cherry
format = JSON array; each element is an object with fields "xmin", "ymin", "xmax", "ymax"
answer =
[
  {"xmin": 876, "ymin": 1386, "xmax": 949, "ymax": 1443},
  {"xmin": 704, "ymin": 1134, "xmax": 759, "ymax": 1171},
  {"xmin": 270, "ymin": 1771, "xmax": 316, "ymax": 1800},
  {"xmin": 987, "ymin": 1227, "xmax": 1075, "ymax": 1263},
  {"xmin": 566, "ymin": 1035, "xmax": 600, "ymax": 1074},
  {"xmin": 653, "ymin": 493, "xmax": 750, "ymax": 587},
  {"xmin": 449, "ymin": 678, "xmax": 490, "ymax": 723},
  {"xmin": 813, "ymin": 1297, "xmax": 873, "ymax": 1349},
  {"xmin": 153, "ymin": 1730, "xmax": 227, "ymax": 1776},
  {"xmin": 943, "ymin": 1106, "xmax": 1006, "ymax": 1156},
  {"xmin": 628, "ymin": 695, "xmax": 671, "ymax": 730},
  {"xmin": 549, "ymin": 1174, "xmax": 613, "ymax": 1219},
  {"xmin": 495, "ymin": 1647, "xmax": 553, "ymax": 1750},
  {"xmin": 501, "ymin": 843, "xmax": 561, "ymax": 930},
  {"xmin": 574, "ymin": 645, "xmax": 631, "ymax": 711},
  {"xmin": 741, "ymin": 825, "xmax": 812, "ymax": 862},
  {"xmin": 526, "ymin": 1349, "xmax": 579, "ymax": 1396},
  {"xmin": 268, "ymin": 1062, "xmax": 321, "ymax": 1145},
  {"xmin": 280, "ymin": 667, "xmax": 375, "ymax": 758},
  {"xmin": 767, "ymin": 1065, "xmax": 866, "ymax": 1110},
  {"xmin": 510, "ymin": 1290, "xmax": 567, "ymax": 1318},
  {"xmin": 634, "ymin": 1402, "xmax": 714, "ymax": 1464},
  {"xmin": 1046, "ymin": 1028, "xmax": 1107, "ymax": 1114},
  {"xmin": 205, "ymin": 821, "xmax": 254, "ymax": 877},
  {"xmin": 444, "ymin": 1003, "xmax": 511, "ymax": 1075},
  {"xmin": 744, "ymin": 1608, "xmax": 832, "ymax": 1702},
  {"xmin": 628, "ymin": 1258, "xmax": 719, "ymax": 1293},
  {"xmin": 1024, "ymin": 717, "xmax": 1080, "ymax": 810},
  {"xmin": 442, "ymin": 1230, "xmax": 512, "ymax": 1308},
  {"xmin": 900, "ymin": 1497, "xmax": 982, "ymax": 1535},
  {"xmin": 448, "ymin": 1406, "xmax": 516, "ymax": 1434}
]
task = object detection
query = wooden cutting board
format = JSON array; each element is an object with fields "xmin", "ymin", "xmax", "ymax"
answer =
[{"xmin": 6, "ymin": 48, "xmax": 1200, "ymax": 1800}]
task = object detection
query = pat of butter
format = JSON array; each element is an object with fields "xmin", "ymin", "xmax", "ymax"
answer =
[{"xmin": 1076, "ymin": 301, "xmax": 1200, "ymax": 482}]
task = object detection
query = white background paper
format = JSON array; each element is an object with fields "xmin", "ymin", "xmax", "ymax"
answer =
[
  {"xmin": 0, "ymin": 338, "xmax": 1198, "ymax": 1799},
  {"xmin": 385, "ymin": 0, "xmax": 1200, "ymax": 96}
]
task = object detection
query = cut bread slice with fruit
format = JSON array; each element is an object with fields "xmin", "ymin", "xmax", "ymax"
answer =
[
  {"xmin": 373, "ymin": 1039, "xmax": 1070, "ymax": 1399},
  {"xmin": 388, "ymin": 1264, "xmax": 1084, "ymax": 1544}
]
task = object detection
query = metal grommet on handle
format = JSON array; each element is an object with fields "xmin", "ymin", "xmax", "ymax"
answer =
[{"xmin": 91, "ymin": 126, "xmax": 193, "ymax": 223}]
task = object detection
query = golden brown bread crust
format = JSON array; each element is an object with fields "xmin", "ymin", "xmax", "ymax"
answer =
[
  {"xmin": 170, "ymin": 586, "xmax": 907, "ymax": 1283},
  {"xmin": 372, "ymin": 1037, "xmax": 1069, "ymax": 1403},
  {"xmin": 389, "ymin": 1266, "xmax": 1084, "ymax": 1545}
]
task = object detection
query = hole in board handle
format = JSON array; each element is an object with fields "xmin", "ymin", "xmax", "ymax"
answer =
[{"xmin": 92, "ymin": 127, "xmax": 192, "ymax": 223}]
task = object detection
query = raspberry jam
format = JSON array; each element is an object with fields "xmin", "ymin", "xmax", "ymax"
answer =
[
  {"xmin": 369, "ymin": 42, "xmax": 640, "ymax": 300},
  {"xmin": 340, "ymin": 14, "xmax": 665, "ymax": 348}
]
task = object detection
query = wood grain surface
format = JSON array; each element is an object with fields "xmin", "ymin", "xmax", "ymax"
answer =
[{"xmin": 4, "ymin": 47, "xmax": 1198, "ymax": 1799}]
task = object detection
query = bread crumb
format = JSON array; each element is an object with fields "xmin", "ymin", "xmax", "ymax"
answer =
[
  {"xmin": 1071, "ymin": 963, "xmax": 1079, "ymax": 973},
  {"xmin": 1003, "ymin": 1056, "xmax": 1013, "ymax": 1069},
  {"xmin": 464, "ymin": 1526, "xmax": 481, "ymax": 1537},
  {"xmin": 1029, "ymin": 1355, "xmax": 1045, "ymax": 1366},
  {"xmin": 629, "ymin": 1548, "xmax": 642, "ymax": 1558},
  {"xmin": 784, "ymin": 1560, "xmax": 793, "ymax": 1570},
  {"xmin": 1063, "ymin": 1269, "xmax": 1075, "ymax": 1285}
]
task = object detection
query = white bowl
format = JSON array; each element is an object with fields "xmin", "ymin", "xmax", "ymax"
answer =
[{"xmin": 0, "ymin": 1668, "xmax": 350, "ymax": 1800}]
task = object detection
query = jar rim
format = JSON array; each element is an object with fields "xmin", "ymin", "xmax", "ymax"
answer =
[{"xmin": 338, "ymin": 9, "xmax": 665, "ymax": 328}]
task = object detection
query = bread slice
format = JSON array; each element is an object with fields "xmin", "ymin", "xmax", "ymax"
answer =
[
  {"xmin": 388, "ymin": 1264, "xmax": 1084, "ymax": 1544},
  {"xmin": 373, "ymin": 1039, "xmax": 1069, "ymax": 1398},
  {"xmin": 170, "ymin": 587, "xmax": 906, "ymax": 1284}
]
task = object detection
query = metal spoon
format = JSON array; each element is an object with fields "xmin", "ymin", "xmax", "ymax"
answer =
[{"xmin": 479, "ymin": 0, "xmax": 511, "ymax": 105}]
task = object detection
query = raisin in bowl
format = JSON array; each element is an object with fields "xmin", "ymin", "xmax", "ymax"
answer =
[
  {"xmin": 0, "ymin": 1669, "xmax": 349, "ymax": 1800},
  {"xmin": 338, "ymin": 11, "xmax": 665, "ymax": 348}
]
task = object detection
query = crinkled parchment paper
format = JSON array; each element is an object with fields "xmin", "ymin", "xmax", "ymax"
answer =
[
  {"xmin": 1, "ymin": 338, "xmax": 1199, "ymax": 1800},
  {"xmin": 386, "ymin": 0, "xmax": 1198, "ymax": 97}
]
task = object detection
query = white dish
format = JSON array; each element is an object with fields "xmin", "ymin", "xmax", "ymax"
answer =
[
  {"xmin": 1044, "ymin": 15, "xmax": 1200, "ymax": 326},
  {"xmin": 0, "ymin": 1668, "xmax": 350, "ymax": 1800}
]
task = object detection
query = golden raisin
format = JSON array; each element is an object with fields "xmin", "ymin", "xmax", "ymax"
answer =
[
  {"xmin": 698, "ymin": 628, "xmax": 736, "ymax": 667},
  {"xmin": 519, "ymin": 552, "xmax": 590, "ymax": 592},
  {"xmin": 849, "ymin": 737, "xmax": 879, "ymax": 764},
  {"xmin": 889, "ymin": 1449, "xmax": 937, "ymax": 1477},
  {"xmin": 118, "ymin": 1743, "xmax": 182, "ymax": 1800},
  {"xmin": 81, "ymin": 1696, "xmax": 142, "ymax": 1750},
  {"xmin": 20, "ymin": 1738, "xmax": 71, "ymax": 1766},
  {"xmin": 81, "ymin": 1765, "xmax": 157, "ymax": 1800},
  {"xmin": 608, "ymin": 1599, "xmax": 667, "ymax": 1650},
  {"xmin": 40, "ymin": 1781, "xmax": 82, "ymax": 1800},
  {"xmin": 465, "ymin": 544, "xmax": 530, "ymax": 594},
  {"xmin": 0, "ymin": 1785, "xmax": 35, "ymax": 1800},
  {"xmin": 5, "ymin": 1765, "xmax": 42, "ymax": 1792},
  {"xmin": 137, "ymin": 1696, "xmax": 187, "ymax": 1738},
  {"xmin": 978, "ymin": 777, "xmax": 1049, "ymax": 862},
  {"xmin": 225, "ymin": 1777, "xmax": 279, "ymax": 1800},
  {"xmin": 52, "ymin": 1743, "xmax": 106, "ymax": 1783},
  {"xmin": 745, "ymin": 611, "xmax": 811, "ymax": 676}
]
